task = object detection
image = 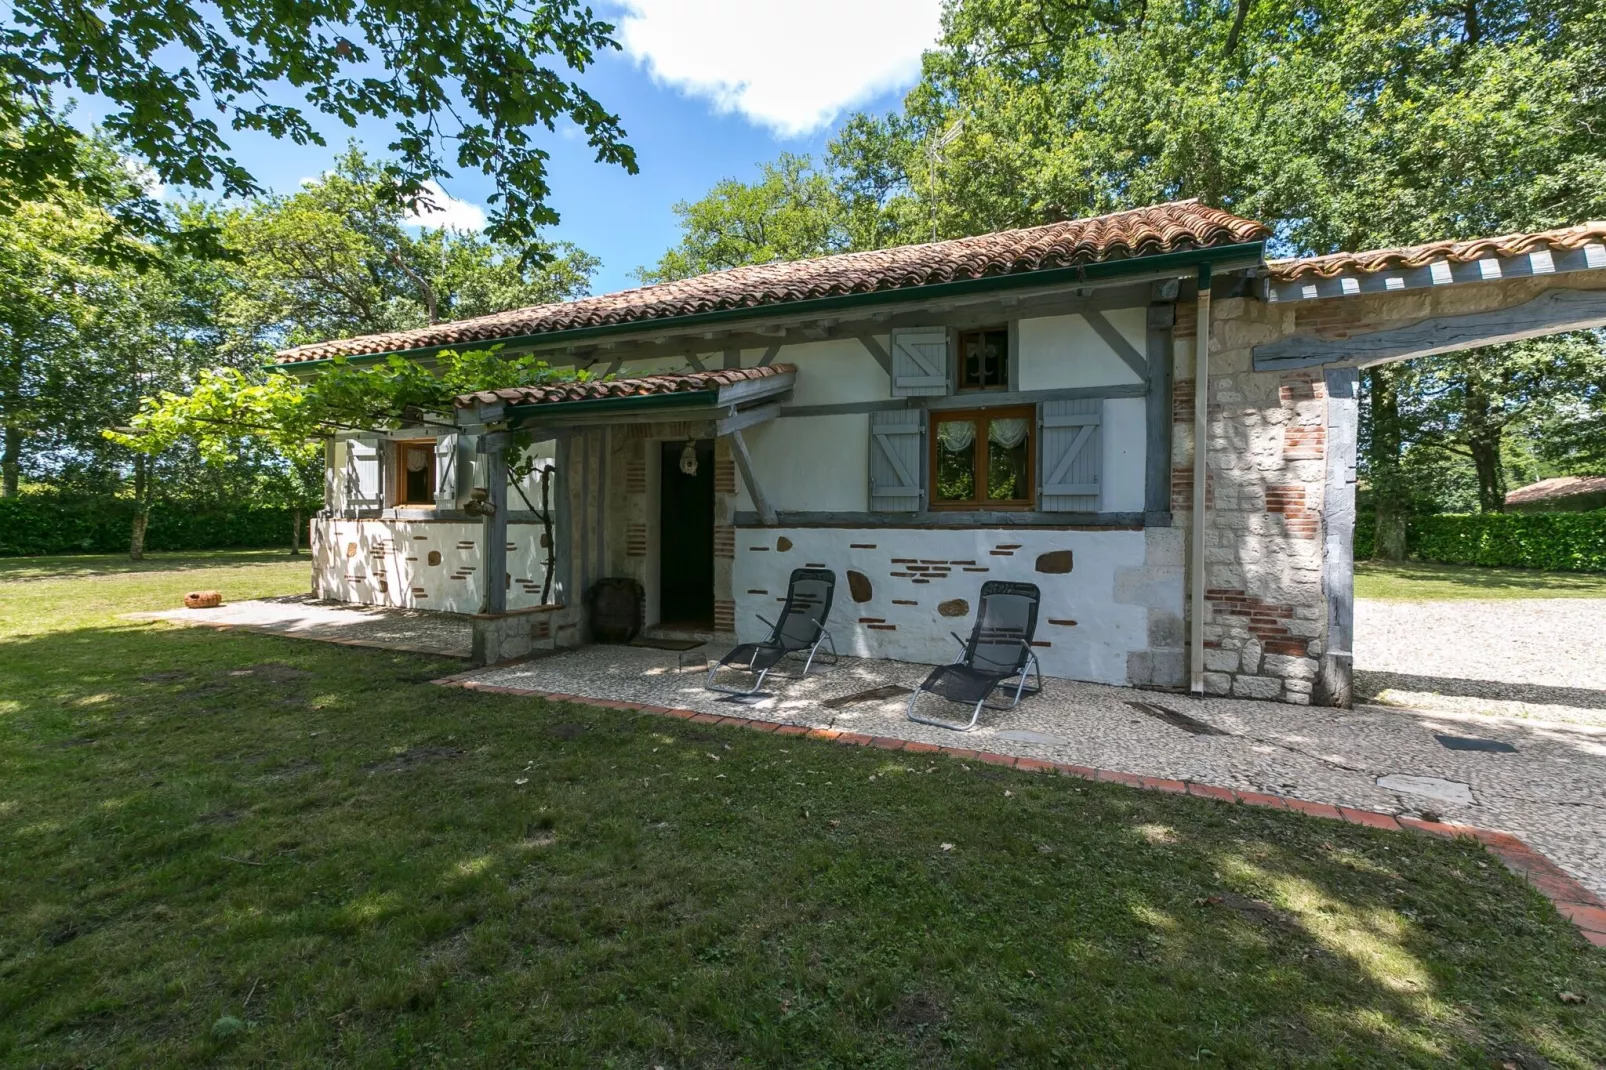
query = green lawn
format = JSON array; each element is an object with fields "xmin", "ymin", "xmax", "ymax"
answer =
[
  {"xmin": 1, "ymin": 557, "xmax": 1602, "ymax": 1067},
  {"xmin": 1356, "ymin": 560, "xmax": 1606, "ymax": 601}
]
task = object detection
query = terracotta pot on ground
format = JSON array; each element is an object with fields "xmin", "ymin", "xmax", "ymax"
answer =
[{"xmin": 184, "ymin": 590, "xmax": 223, "ymax": 609}]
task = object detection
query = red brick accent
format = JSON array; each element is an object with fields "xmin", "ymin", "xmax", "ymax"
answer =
[
  {"xmin": 1172, "ymin": 379, "xmax": 1195, "ymax": 423},
  {"xmin": 1293, "ymin": 300, "xmax": 1369, "ymax": 338},
  {"xmin": 1173, "ymin": 302, "xmax": 1197, "ymax": 339},
  {"xmin": 713, "ymin": 599, "xmax": 735, "ymax": 632},
  {"xmin": 1205, "ymin": 587, "xmax": 1310, "ymax": 657},
  {"xmin": 1265, "ymin": 484, "xmax": 1320, "ymax": 539},
  {"xmin": 1282, "ymin": 426, "xmax": 1326, "ymax": 461},
  {"xmin": 1339, "ymin": 806, "xmax": 1401, "ymax": 831},
  {"xmin": 1172, "ymin": 465, "xmax": 1214, "ymax": 511},
  {"xmin": 713, "ymin": 525, "xmax": 735, "ymax": 559},
  {"xmin": 713, "ymin": 454, "xmax": 737, "ymax": 495},
  {"xmin": 1278, "ymin": 373, "xmax": 1328, "ymax": 404},
  {"xmin": 432, "ymin": 675, "xmax": 1606, "ymax": 950}
]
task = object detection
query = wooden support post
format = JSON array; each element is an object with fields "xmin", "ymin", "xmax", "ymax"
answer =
[
  {"xmin": 481, "ymin": 444, "xmax": 508, "ymax": 615},
  {"xmin": 1189, "ymin": 266, "xmax": 1212, "ymax": 696},
  {"xmin": 1144, "ymin": 300, "xmax": 1175, "ymax": 518},
  {"xmin": 1318, "ymin": 367, "xmax": 1359, "ymax": 707},
  {"xmin": 728, "ymin": 429, "xmax": 777, "ymax": 526}
]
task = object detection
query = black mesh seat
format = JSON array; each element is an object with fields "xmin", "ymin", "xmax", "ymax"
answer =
[
  {"xmin": 906, "ymin": 581, "xmax": 1044, "ymax": 731},
  {"xmin": 706, "ymin": 568, "xmax": 838, "ymax": 695}
]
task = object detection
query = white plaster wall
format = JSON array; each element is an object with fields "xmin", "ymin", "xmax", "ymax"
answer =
[
  {"xmin": 772, "ymin": 338, "xmax": 890, "ymax": 405},
  {"xmin": 734, "ymin": 414, "xmax": 871, "ymax": 513},
  {"xmin": 312, "ymin": 519, "xmax": 551, "ymax": 614},
  {"xmin": 1017, "ymin": 308, "xmax": 1147, "ymax": 390},
  {"xmin": 732, "ymin": 527, "xmax": 1154, "ymax": 685},
  {"xmin": 1101, "ymin": 396, "xmax": 1147, "ymax": 513}
]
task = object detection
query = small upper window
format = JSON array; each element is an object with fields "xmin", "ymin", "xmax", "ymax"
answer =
[
  {"xmin": 957, "ymin": 327, "xmax": 1009, "ymax": 391},
  {"xmin": 396, "ymin": 441, "xmax": 436, "ymax": 506}
]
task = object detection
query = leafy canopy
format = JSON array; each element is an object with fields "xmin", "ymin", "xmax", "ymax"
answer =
[
  {"xmin": 110, "ymin": 348, "xmax": 589, "ymax": 465},
  {"xmin": 0, "ymin": 0, "xmax": 639, "ymax": 249}
]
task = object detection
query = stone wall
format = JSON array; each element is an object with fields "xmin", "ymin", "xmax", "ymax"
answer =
[{"xmin": 1173, "ymin": 274, "xmax": 1606, "ymax": 704}]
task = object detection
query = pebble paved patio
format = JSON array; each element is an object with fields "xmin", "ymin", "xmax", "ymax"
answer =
[
  {"xmin": 133, "ymin": 595, "xmax": 472, "ymax": 658},
  {"xmin": 461, "ymin": 641, "xmax": 1606, "ymax": 902}
]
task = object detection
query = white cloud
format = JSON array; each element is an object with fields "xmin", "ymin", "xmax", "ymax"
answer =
[
  {"xmin": 403, "ymin": 181, "xmax": 487, "ymax": 231},
  {"xmin": 616, "ymin": 0, "xmax": 942, "ymax": 137}
]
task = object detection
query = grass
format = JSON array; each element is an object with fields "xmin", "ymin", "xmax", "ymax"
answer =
[
  {"xmin": 1, "ymin": 558, "xmax": 1603, "ymax": 1067},
  {"xmin": 1356, "ymin": 560, "xmax": 1606, "ymax": 601},
  {"xmin": 0, "ymin": 547, "xmax": 305, "ymax": 583}
]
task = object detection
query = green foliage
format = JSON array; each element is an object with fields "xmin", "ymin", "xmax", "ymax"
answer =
[
  {"xmin": 1410, "ymin": 510, "xmax": 1606, "ymax": 572},
  {"xmin": 218, "ymin": 148, "xmax": 599, "ymax": 356},
  {"xmin": 112, "ymin": 347, "xmax": 588, "ymax": 464},
  {"xmin": 635, "ymin": 154, "xmax": 858, "ymax": 284},
  {"xmin": 0, "ymin": 494, "xmax": 302, "ymax": 556},
  {"xmin": 0, "ymin": 0, "xmax": 638, "ymax": 248}
]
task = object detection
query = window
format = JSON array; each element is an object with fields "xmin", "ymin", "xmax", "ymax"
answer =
[
  {"xmin": 930, "ymin": 407, "xmax": 1033, "ymax": 509},
  {"xmin": 957, "ymin": 327, "xmax": 1009, "ymax": 391},
  {"xmin": 396, "ymin": 441, "xmax": 436, "ymax": 506}
]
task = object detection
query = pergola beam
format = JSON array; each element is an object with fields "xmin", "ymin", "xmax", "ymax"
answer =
[{"xmin": 1253, "ymin": 286, "xmax": 1606, "ymax": 371}]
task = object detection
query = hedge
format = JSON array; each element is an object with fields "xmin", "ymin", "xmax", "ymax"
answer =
[
  {"xmin": 1353, "ymin": 508, "xmax": 1606, "ymax": 572},
  {"xmin": 0, "ymin": 496, "xmax": 308, "ymax": 557},
  {"xmin": 1408, "ymin": 511, "xmax": 1606, "ymax": 572}
]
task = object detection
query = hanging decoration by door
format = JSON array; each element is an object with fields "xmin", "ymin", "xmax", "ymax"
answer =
[{"xmin": 679, "ymin": 441, "xmax": 700, "ymax": 476}]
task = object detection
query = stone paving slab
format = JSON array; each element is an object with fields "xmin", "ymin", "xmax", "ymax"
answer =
[
  {"xmin": 130, "ymin": 595, "xmax": 472, "ymax": 658},
  {"xmin": 463, "ymin": 642, "xmax": 1606, "ymax": 902}
]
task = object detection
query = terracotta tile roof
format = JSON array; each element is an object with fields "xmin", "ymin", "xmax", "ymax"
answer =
[
  {"xmin": 276, "ymin": 200, "xmax": 1268, "ymax": 363},
  {"xmin": 454, "ymin": 362, "xmax": 796, "ymax": 409},
  {"xmin": 1269, "ymin": 222, "xmax": 1606, "ymax": 281},
  {"xmin": 1505, "ymin": 475, "xmax": 1606, "ymax": 506}
]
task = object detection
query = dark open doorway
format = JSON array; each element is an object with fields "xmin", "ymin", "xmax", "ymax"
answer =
[{"xmin": 659, "ymin": 439, "xmax": 715, "ymax": 627}]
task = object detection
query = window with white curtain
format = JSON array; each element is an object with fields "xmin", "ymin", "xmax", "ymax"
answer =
[{"xmin": 929, "ymin": 406, "xmax": 1033, "ymax": 509}]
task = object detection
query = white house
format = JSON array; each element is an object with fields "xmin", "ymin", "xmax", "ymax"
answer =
[{"xmin": 281, "ymin": 200, "xmax": 1606, "ymax": 702}]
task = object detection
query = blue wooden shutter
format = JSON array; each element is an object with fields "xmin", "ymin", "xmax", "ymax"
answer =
[
  {"xmin": 1038, "ymin": 400, "xmax": 1101, "ymax": 512},
  {"xmin": 433, "ymin": 434, "xmax": 459, "ymax": 508},
  {"xmin": 889, "ymin": 328, "xmax": 949, "ymax": 397},
  {"xmin": 345, "ymin": 437, "xmax": 384, "ymax": 512},
  {"xmin": 869, "ymin": 409, "xmax": 924, "ymax": 512}
]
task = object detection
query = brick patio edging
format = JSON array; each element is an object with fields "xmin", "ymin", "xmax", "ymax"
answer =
[{"xmin": 433, "ymin": 674, "xmax": 1606, "ymax": 951}]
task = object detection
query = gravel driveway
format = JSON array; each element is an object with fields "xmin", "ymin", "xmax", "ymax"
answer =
[{"xmin": 1355, "ymin": 598, "xmax": 1606, "ymax": 726}]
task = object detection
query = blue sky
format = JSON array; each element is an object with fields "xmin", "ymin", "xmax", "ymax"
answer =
[{"xmin": 74, "ymin": 0, "xmax": 944, "ymax": 297}]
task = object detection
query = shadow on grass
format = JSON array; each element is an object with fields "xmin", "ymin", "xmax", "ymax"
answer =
[
  {"xmin": 1, "ymin": 621, "xmax": 1603, "ymax": 1067},
  {"xmin": 0, "ymin": 549, "xmax": 302, "ymax": 583},
  {"xmin": 1356, "ymin": 560, "xmax": 1606, "ymax": 599}
]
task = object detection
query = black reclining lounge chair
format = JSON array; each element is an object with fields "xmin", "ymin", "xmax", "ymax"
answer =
[
  {"xmin": 906, "ymin": 580, "xmax": 1043, "ymax": 731},
  {"xmin": 705, "ymin": 567, "xmax": 838, "ymax": 695}
]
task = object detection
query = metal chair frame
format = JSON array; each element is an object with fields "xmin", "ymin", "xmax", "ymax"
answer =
[
  {"xmin": 706, "ymin": 569, "xmax": 838, "ymax": 696},
  {"xmin": 906, "ymin": 582, "xmax": 1044, "ymax": 732}
]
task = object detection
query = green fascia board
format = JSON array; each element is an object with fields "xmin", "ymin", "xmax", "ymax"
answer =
[
  {"xmin": 503, "ymin": 389, "xmax": 719, "ymax": 426},
  {"xmin": 277, "ymin": 241, "xmax": 1266, "ymax": 369}
]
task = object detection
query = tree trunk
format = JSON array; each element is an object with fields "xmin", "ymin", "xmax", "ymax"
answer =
[
  {"xmin": 290, "ymin": 507, "xmax": 302, "ymax": 555},
  {"xmin": 1461, "ymin": 373, "xmax": 1507, "ymax": 512},
  {"xmin": 130, "ymin": 454, "xmax": 149, "ymax": 561},
  {"xmin": 1, "ymin": 424, "xmax": 19, "ymax": 498},
  {"xmin": 1366, "ymin": 366, "xmax": 1409, "ymax": 560}
]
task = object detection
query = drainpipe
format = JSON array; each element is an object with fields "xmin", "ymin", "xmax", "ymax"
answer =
[{"xmin": 1189, "ymin": 264, "xmax": 1213, "ymax": 696}]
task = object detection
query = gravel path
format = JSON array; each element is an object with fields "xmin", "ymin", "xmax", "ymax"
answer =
[{"xmin": 1355, "ymin": 598, "xmax": 1606, "ymax": 727}]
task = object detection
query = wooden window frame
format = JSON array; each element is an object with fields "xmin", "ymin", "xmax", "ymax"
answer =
[
  {"xmin": 394, "ymin": 439, "xmax": 437, "ymax": 507},
  {"xmin": 927, "ymin": 405, "xmax": 1035, "ymax": 511},
  {"xmin": 955, "ymin": 325, "xmax": 1011, "ymax": 393}
]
